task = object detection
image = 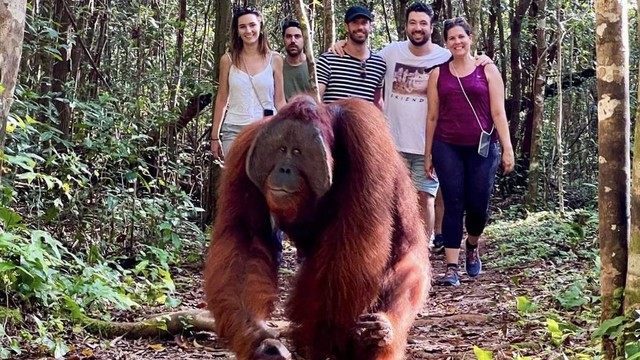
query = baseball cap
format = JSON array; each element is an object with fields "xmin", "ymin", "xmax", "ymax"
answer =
[{"xmin": 344, "ymin": 6, "xmax": 373, "ymax": 23}]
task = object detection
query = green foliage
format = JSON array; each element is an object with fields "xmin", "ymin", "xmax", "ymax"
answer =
[
  {"xmin": 485, "ymin": 210, "xmax": 601, "ymax": 357},
  {"xmin": 1, "ymin": 4, "xmax": 209, "ymax": 356},
  {"xmin": 473, "ymin": 345, "xmax": 493, "ymax": 359},
  {"xmin": 485, "ymin": 210, "xmax": 598, "ymax": 269},
  {"xmin": 591, "ymin": 310, "xmax": 640, "ymax": 357},
  {"xmin": 517, "ymin": 296, "xmax": 538, "ymax": 314}
]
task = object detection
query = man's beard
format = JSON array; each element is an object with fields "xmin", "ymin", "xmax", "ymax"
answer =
[
  {"xmin": 348, "ymin": 31, "xmax": 368, "ymax": 45},
  {"xmin": 408, "ymin": 31, "xmax": 429, "ymax": 47},
  {"xmin": 286, "ymin": 45, "xmax": 302, "ymax": 57}
]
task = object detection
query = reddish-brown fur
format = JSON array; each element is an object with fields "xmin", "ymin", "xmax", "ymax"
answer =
[{"xmin": 204, "ymin": 97, "xmax": 430, "ymax": 360}]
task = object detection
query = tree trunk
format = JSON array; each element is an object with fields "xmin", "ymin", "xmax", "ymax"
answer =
[
  {"xmin": 627, "ymin": 0, "xmax": 640, "ymax": 315},
  {"xmin": 203, "ymin": 0, "xmax": 232, "ymax": 227},
  {"xmin": 0, "ymin": 0, "xmax": 28, "ymax": 157},
  {"xmin": 52, "ymin": 0, "xmax": 72, "ymax": 139},
  {"xmin": 496, "ymin": 0, "xmax": 506, "ymax": 84},
  {"xmin": 70, "ymin": 0, "xmax": 90, "ymax": 94},
  {"xmin": 322, "ymin": 0, "xmax": 335, "ymax": 52},
  {"xmin": 431, "ymin": 0, "xmax": 445, "ymax": 46},
  {"xmin": 169, "ymin": 0, "xmax": 186, "ymax": 111},
  {"xmin": 596, "ymin": 0, "xmax": 630, "ymax": 357},
  {"xmin": 507, "ymin": 0, "xmax": 532, "ymax": 152},
  {"xmin": 380, "ymin": 0, "xmax": 393, "ymax": 43},
  {"xmin": 88, "ymin": 10, "xmax": 108, "ymax": 99},
  {"xmin": 486, "ymin": 0, "xmax": 497, "ymax": 57},
  {"xmin": 392, "ymin": 0, "xmax": 408, "ymax": 41},
  {"xmin": 462, "ymin": 0, "xmax": 481, "ymax": 53},
  {"xmin": 555, "ymin": 9, "xmax": 565, "ymax": 214},
  {"xmin": 294, "ymin": 0, "xmax": 319, "ymax": 102},
  {"xmin": 525, "ymin": 0, "xmax": 547, "ymax": 208},
  {"xmin": 164, "ymin": 0, "xmax": 187, "ymax": 150}
]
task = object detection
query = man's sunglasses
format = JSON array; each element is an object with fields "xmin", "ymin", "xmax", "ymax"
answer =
[{"xmin": 360, "ymin": 61, "xmax": 367, "ymax": 79}]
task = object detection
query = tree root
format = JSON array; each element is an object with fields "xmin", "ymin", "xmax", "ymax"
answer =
[{"xmin": 74, "ymin": 309, "xmax": 216, "ymax": 339}]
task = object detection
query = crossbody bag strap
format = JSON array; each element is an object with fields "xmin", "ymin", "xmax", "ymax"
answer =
[
  {"xmin": 242, "ymin": 57, "xmax": 266, "ymax": 111},
  {"xmin": 451, "ymin": 63, "xmax": 494, "ymax": 135}
]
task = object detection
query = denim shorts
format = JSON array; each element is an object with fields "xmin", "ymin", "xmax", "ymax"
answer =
[
  {"xmin": 220, "ymin": 122, "xmax": 247, "ymax": 155},
  {"xmin": 400, "ymin": 152, "xmax": 439, "ymax": 196}
]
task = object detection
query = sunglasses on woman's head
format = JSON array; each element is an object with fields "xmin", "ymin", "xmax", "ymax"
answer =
[
  {"xmin": 443, "ymin": 17, "xmax": 465, "ymax": 28},
  {"xmin": 234, "ymin": 5, "xmax": 259, "ymax": 17}
]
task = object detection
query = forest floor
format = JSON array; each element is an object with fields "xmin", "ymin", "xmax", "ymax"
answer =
[{"xmin": 31, "ymin": 211, "xmax": 601, "ymax": 360}]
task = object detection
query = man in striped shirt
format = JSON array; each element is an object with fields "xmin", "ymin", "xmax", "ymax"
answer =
[{"xmin": 316, "ymin": 6, "xmax": 385, "ymax": 109}]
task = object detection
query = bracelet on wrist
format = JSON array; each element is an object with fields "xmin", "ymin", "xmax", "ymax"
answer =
[{"xmin": 211, "ymin": 138, "xmax": 219, "ymax": 141}]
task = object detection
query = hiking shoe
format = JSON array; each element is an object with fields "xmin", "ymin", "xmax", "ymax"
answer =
[
  {"xmin": 439, "ymin": 267, "xmax": 460, "ymax": 286},
  {"xmin": 465, "ymin": 243, "xmax": 482, "ymax": 277},
  {"xmin": 273, "ymin": 230, "xmax": 284, "ymax": 266},
  {"xmin": 432, "ymin": 234, "xmax": 445, "ymax": 254}
]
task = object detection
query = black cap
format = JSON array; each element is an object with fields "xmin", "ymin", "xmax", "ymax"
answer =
[{"xmin": 344, "ymin": 6, "xmax": 373, "ymax": 23}]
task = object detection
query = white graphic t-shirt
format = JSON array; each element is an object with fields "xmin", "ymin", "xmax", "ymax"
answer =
[{"xmin": 378, "ymin": 41, "xmax": 451, "ymax": 154}]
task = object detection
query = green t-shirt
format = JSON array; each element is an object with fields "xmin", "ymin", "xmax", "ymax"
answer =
[{"xmin": 283, "ymin": 58, "xmax": 311, "ymax": 101}]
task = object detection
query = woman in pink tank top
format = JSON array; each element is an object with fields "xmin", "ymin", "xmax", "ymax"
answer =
[
  {"xmin": 424, "ymin": 17, "xmax": 514, "ymax": 287},
  {"xmin": 210, "ymin": 6, "xmax": 286, "ymax": 161}
]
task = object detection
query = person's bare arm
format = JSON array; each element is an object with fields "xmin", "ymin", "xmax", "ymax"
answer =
[
  {"xmin": 485, "ymin": 64, "xmax": 514, "ymax": 174},
  {"xmin": 328, "ymin": 39, "xmax": 348, "ymax": 56},
  {"xmin": 373, "ymin": 87, "xmax": 383, "ymax": 110},
  {"xmin": 318, "ymin": 83, "xmax": 327, "ymax": 100},
  {"xmin": 424, "ymin": 68, "xmax": 440, "ymax": 178},
  {"xmin": 272, "ymin": 54, "xmax": 286, "ymax": 110},
  {"xmin": 474, "ymin": 53, "xmax": 493, "ymax": 66}
]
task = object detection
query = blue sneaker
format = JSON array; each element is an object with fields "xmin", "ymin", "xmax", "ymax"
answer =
[
  {"xmin": 432, "ymin": 234, "xmax": 444, "ymax": 254},
  {"xmin": 465, "ymin": 243, "xmax": 482, "ymax": 277},
  {"xmin": 273, "ymin": 230, "xmax": 284, "ymax": 266},
  {"xmin": 439, "ymin": 266, "xmax": 460, "ymax": 286}
]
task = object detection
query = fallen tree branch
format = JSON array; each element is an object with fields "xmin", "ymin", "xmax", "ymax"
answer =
[
  {"xmin": 72, "ymin": 308, "xmax": 216, "ymax": 338},
  {"xmin": 413, "ymin": 313, "xmax": 490, "ymax": 325}
]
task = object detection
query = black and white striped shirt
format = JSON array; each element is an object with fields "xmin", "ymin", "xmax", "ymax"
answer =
[{"xmin": 316, "ymin": 52, "xmax": 386, "ymax": 104}]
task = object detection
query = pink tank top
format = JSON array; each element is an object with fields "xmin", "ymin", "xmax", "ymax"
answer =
[{"xmin": 435, "ymin": 64, "xmax": 496, "ymax": 146}]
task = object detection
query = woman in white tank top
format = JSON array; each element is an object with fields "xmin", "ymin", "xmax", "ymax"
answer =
[{"xmin": 211, "ymin": 6, "xmax": 286, "ymax": 160}]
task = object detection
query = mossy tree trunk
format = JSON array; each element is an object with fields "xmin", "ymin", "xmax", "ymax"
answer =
[
  {"xmin": 525, "ymin": 0, "xmax": 547, "ymax": 209},
  {"xmin": 294, "ymin": 0, "xmax": 319, "ymax": 102},
  {"xmin": 0, "ymin": 0, "xmax": 28, "ymax": 160},
  {"xmin": 595, "ymin": 0, "xmax": 630, "ymax": 357},
  {"xmin": 626, "ymin": 0, "xmax": 640, "ymax": 314},
  {"xmin": 321, "ymin": 0, "xmax": 335, "ymax": 52}
]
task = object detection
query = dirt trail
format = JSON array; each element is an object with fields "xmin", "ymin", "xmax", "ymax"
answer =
[{"xmin": 50, "ymin": 240, "xmax": 560, "ymax": 360}]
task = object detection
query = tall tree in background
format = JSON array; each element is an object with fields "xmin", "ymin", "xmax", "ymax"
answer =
[
  {"xmin": 555, "ymin": 6, "xmax": 565, "ymax": 214},
  {"xmin": 322, "ymin": 0, "xmax": 335, "ymax": 51},
  {"xmin": 52, "ymin": 0, "xmax": 72, "ymax": 138},
  {"xmin": 626, "ymin": 0, "xmax": 640, "ymax": 317},
  {"xmin": 204, "ymin": 0, "xmax": 232, "ymax": 225},
  {"xmin": 463, "ymin": 0, "xmax": 482, "ymax": 53},
  {"xmin": 507, "ymin": 0, "xmax": 532, "ymax": 151},
  {"xmin": 392, "ymin": 0, "xmax": 409, "ymax": 40},
  {"xmin": 294, "ymin": 0, "xmax": 319, "ymax": 102},
  {"xmin": 525, "ymin": 0, "xmax": 547, "ymax": 207},
  {"xmin": 596, "ymin": 0, "xmax": 630, "ymax": 357},
  {"xmin": 0, "ymin": 0, "xmax": 28, "ymax": 157}
]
